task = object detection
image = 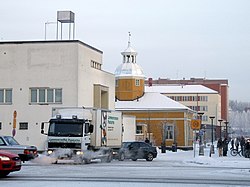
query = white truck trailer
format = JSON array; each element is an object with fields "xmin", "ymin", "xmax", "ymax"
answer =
[{"xmin": 41, "ymin": 107, "xmax": 123, "ymax": 163}]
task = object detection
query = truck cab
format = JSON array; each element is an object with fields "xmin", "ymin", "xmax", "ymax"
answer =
[{"xmin": 42, "ymin": 114, "xmax": 93, "ymax": 157}]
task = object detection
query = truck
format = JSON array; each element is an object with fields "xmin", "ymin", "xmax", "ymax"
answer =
[{"xmin": 41, "ymin": 107, "xmax": 123, "ymax": 163}]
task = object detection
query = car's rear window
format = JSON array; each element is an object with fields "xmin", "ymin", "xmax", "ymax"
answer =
[
  {"xmin": 4, "ymin": 136, "xmax": 19, "ymax": 145},
  {"xmin": 122, "ymin": 142, "xmax": 132, "ymax": 148}
]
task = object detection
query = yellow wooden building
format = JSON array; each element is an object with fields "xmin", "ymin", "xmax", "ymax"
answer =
[{"xmin": 114, "ymin": 36, "xmax": 194, "ymax": 148}]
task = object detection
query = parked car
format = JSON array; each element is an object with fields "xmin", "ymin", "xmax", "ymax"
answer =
[
  {"xmin": 0, "ymin": 150, "xmax": 21, "ymax": 177},
  {"xmin": 118, "ymin": 141, "xmax": 157, "ymax": 161},
  {"xmin": 0, "ymin": 136, "xmax": 38, "ymax": 162}
]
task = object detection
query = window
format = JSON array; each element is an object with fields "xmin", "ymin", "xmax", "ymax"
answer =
[
  {"xmin": 136, "ymin": 126, "xmax": 143, "ymax": 134},
  {"xmin": 19, "ymin": 122, "xmax": 28, "ymax": 130},
  {"xmin": 91, "ymin": 60, "xmax": 102, "ymax": 70},
  {"xmin": 31, "ymin": 88, "xmax": 37, "ymax": 102},
  {"xmin": 0, "ymin": 89, "xmax": 12, "ymax": 104},
  {"xmin": 0, "ymin": 122, "xmax": 2, "ymax": 130},
  {"xmin": 135, "ymin": 79, "xmax": 140, "ymax": 86},
  {"xmin": 30, "ymin": 88, "xmax": 62, "ymax": 104},
  {"xmin": 115, "ymin": 80, "xmax": 118, "ymax": 87},
  {"xmin": 55, "ymin": 89, "xmax": 62, "ymax": 103},
  {"xmin": 165, "ymin": 125, "xmax": 174, "ymax": 140},
  {"xmin": 47, "ymin": 89, "xmax": 54, "ymax": 103},
  {"xmin": 39, "ymin": 89, "xmax": 46, "ymax": 103}
]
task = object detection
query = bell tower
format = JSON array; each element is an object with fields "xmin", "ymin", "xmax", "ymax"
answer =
[{"xmin": 115, "ymin": 33, "xmax": 145, "ymax": 101}]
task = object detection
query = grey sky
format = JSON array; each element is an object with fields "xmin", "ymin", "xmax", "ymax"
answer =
[{"xmin": 1, "ymin": 0, "xmax": 250, "ymax": 102}]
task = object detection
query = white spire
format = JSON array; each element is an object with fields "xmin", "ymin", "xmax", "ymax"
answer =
[{"xmin": 114, "ymin": 33, "xmax": 145, "ymax": 78}]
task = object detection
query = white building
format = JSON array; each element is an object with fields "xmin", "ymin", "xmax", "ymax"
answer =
[{"xmin": 0, "ymin": 40, "xmax": 115, "ymax": 150}]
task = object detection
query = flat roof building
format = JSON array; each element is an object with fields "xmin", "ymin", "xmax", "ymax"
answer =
[{"xmin": 0, "ymin": 40, "xmax": 115, "ymax": 150}]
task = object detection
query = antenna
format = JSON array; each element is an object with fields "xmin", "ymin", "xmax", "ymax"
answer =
[{"xmin": 44, "ymin": 21, "xmax": 57, "ymax": 40}]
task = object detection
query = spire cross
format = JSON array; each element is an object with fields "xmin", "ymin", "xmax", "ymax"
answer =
[{"xmin": 128, "ymin": 32, "xmax": 131, "ymax": 47}]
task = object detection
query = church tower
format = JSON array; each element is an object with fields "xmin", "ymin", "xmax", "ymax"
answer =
[{"xmin": 115, "ymin": 33, "xmax": 145, "ymax": 101}]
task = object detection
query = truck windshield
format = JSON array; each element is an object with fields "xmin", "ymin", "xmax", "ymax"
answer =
[{"xmin": 48, "ymin": 122, "xmax": 83, "ymax": 137}]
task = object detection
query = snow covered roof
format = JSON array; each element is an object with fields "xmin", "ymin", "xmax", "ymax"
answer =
[
  {"xmin": 115, "ymin": 92, "xmax": 191, "ymax": 111},
  {"xmin": 114, "ymin": 62, "xmax": 145, "ymax": 78},
  {"xmin": 145, "ymin": 85, "xmax": 218, "ymax": 94}
]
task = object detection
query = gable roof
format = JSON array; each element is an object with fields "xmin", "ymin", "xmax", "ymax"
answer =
[{"xmin": 115, "ymin": 92, "xmax": 191, "ymax": 111}]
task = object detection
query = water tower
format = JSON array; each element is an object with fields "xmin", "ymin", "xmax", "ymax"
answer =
[{"xmin": 57, "ymin": 11, "xmax": 75, "ymax": 40}]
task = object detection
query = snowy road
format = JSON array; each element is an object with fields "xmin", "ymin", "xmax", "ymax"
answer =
[{"xmin": 1, "ymin": 149, "xmax": 250, "ymax": 187}]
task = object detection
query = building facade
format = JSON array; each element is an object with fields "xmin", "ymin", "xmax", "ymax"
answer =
[
  {"xmin": 147, "ymin": 78, "xmax": 229, "ymax": 121},
  {"xmin": 0, "ymin": 40, "xmax": 115, "ymax": 150}
]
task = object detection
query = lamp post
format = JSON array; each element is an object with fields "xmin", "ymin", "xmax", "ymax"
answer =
[
  {"xmin": 198, "ymin": 112, "xmax": 204, "ymax": 156},
  {"xmin": 209, "ymin": 116, "xmax": 215, "ymax": 154},
  {"xmin": 224, "ymin": 121, "xmax": 229, "ymax": 138},
  {"xmin": 218, "ymin": 119, "xmax": 223, "ymax": 139}
]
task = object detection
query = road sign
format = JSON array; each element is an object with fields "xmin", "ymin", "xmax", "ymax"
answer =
[{"xmin": 191, "ymin": 120, "xmax": 201, "ymax": 130}]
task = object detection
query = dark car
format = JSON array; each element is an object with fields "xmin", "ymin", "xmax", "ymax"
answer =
[
  {"xmin": 118, "ymin": 141, "xmax": 157, "ymax": 161},
  {"xmin": 0, "ymin": 136, "xmax": 38, "ymax": 162},
  {"xmin": 0, "ymin": 150, "xmax": 21, "ymax": 177}
]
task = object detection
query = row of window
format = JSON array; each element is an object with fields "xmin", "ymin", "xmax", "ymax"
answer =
[
  {"xmin": 0, "ymin": 88, "xmax": 62, "ymax": 105},
  {"xmin": 188, "ymin": 106, "xmax": 208, "ymax": 112},
  {"xmin": 31, "ymin": 88, "xmax": 62, "ymax": 104},
  {"xmin": 0, "ymin": 122, "xmax": 28, "ymax": 130},
  {"xmin": 169, "ymin": 96, "xmax": 208, "ymax": 102},
  {"xmin": 115, "ymin": 79, "xmax": 141, "ymax": 87},
  {"xmin": 91, "ymin": 60, "xmax": 102, "ymax": 70}
]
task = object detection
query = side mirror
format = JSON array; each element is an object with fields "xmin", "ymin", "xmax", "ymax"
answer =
[
  {"xmin": 89, "ymin": 124, "xmax": 94, "ymax": 133},
  {"xmin": 41, "ymin": 122, "xmax": 45, "ymax": 134},
  {"xmin": 41, "ymin": 122, "xmax": 48, "ymax": 135}
]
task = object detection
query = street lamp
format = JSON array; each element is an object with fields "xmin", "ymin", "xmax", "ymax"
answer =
[
  {"xmin": 218, "ymin": 119, "xmax": 223, "ymax": 139},
  {"xmin": 197, "ymin": 112, "xmax": 204, "ymax": 156},
  {"xmin": 224, "ymin": 121, "xmax": 229, "ymax": 138},
  {"xmin": 209, "ymin": 116, "xmax": 215, "ymax": 154}
]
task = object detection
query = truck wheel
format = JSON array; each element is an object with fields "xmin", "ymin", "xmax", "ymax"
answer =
[
  {"xmin": 146, "ymin": 153, "xmax": 154, "ymax": 161},
  {"xmin": 118, "ymin": 153, "xmax": 125, "ymax": 161}
]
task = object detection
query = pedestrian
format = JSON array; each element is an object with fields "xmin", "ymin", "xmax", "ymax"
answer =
[
  {"xmin": 217, "ymin": 138, "xmax": 223, "ymax": 157},
  {"xmin": 230, "ymin": 138, "xmax": 234, "ymax": 150},
  {"xmin": 235, "ymin": 137, "xmax": 239, "ymax": 152},
  {"xmin": 222, "ymin": 137, "xmax": 229, "ymax": 156},
  {"xmin": 240, "ymin": 136, "xmax": 245, "ymax": 156},
  {"xmin": 244, "ymin": 139, "xmax": 250, "ymax": 158}
]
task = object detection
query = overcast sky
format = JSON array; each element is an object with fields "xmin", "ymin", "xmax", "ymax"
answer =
[{"xmin": 1, "ymin": 0, "xmax": 250, "ymax": 102}]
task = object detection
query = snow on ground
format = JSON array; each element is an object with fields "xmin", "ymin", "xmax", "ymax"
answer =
[
  {"xmin": 2, "ymin": 144, "xmax": 250, "ymax": 187},
  {"xmin": 156, "ymin": 145, "xmax": 250, "ymax": 167}
]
